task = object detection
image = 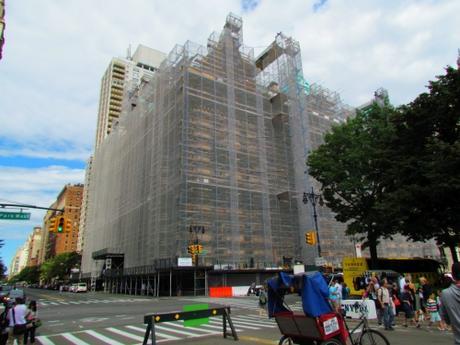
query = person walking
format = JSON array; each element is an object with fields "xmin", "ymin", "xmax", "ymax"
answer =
[
  {"xmin": 329, "ymin": 280, "xmax": 340, "ymax": 312},
  {"xmin": 440, "ymin": 262, "xmax": 460, "ymax": 344},
  {"xmin": 6, "ymin": 298, "xmax": 30, "ymax": 345},
  {"xmin": 378, "ymin": 279, "xmax": 394, "ymax": 331},
  {"xmin": 365, "ymin": 281, "xmax": 383, "ymax": 325},
  {"xmin": 401, "ymin": 284, "xmax": 415, "ymax": 327},
  {"xmin": 24, "ymin": 300, "xmax": 38, "ymax": 345}
]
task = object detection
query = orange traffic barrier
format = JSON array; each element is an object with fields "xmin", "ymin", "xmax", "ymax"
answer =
[{"xmin": 209, "ymin": 286, "xmax": 233, "ymax": 297}]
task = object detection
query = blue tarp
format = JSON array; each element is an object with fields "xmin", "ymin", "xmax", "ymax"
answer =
[
  {"xmin": 301, "ymin": 272, "xmax": 332, "ymax": 317},
  {"xmin": 267, "ymin": 271, "xmax": 332, "ymax": 318}
]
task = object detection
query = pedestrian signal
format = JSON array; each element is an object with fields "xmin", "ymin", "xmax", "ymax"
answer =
[{"xmin": 305, "ymin": 231, "xmax": 316, "ymax": 245}]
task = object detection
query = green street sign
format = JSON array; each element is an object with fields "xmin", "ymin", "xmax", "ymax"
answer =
[{"xmin": 0, "ymin": 211, "xmax": 31, "ymax": 220}]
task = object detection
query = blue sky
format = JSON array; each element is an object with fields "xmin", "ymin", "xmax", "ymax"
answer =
[{"xmin": 1, "ymin": 0, "xmax": 459, "ymax": 273}]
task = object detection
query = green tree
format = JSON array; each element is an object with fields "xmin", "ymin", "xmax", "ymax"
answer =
[
  {"xmin": 40, "ymin": 252, "xmax": 81, "ymax": 282},
  {"xmin": 9, "ymin": 265, "xmax": 40, "ymax": 284},
  {"xmin": 307, "ymin": 101, "xmax": 397, "ymax": 268},
  {"xmin": 385, "ymin": 66, "xmax": 460, "ymax": 262}
]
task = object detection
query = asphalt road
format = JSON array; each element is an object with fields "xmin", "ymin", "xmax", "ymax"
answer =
[{"xmin": 16, "ymin": 288, "xmax": 456, "ymax": 345}]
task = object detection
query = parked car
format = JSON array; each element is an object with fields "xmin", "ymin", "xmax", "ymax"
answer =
[
  {"xmin": 69, "ymin": 283, "xmax": 78, "ymax": 292},
  {"xmin": 75, "ymin": 283, "xmax": 88, "ymax": 293}
]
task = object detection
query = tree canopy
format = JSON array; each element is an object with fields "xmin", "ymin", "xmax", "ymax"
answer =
[
  {"xmin": 307, "ymin": 100, "xmax": 396, "ymax": 267},
  {"xmin": 307, "ymin": 64, "xmax": 460, "ymax": 265},
  {"xmin": 384, "ymin": 66, "xmax": 460, "ymax": 262}
]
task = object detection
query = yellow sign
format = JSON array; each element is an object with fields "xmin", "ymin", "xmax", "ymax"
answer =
[{"xmin": 342, "ymin": 257, "xmax": 368, "ymax": 296}]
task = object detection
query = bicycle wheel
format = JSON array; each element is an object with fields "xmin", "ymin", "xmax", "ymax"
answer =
[
  {"xmin": 319, "ymin": 338, "xmax": 343, "ymax": 345},
  {"xmin": 278, "ymin": 335, "xmax": 294, "ymax": 345},
  {"xmin": 359, "ymin": 329, "xmax": 390, "ymax": 345}
]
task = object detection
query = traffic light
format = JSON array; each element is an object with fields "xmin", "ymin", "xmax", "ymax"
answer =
[
  {"xmin": 65, "ymin": 218, "xmax": 72, "ymax": 233},
  {"xmin": 57, "ymin": 216, "xmax": 65, "ymax": 233},
  {"xmin": 194, "ymin": 244, "xmax": 203, "ymax": 254},
  {"xmin": 48, "ymin": 217, "xmax": 57, "ymax": 232},
  {"xmin": 305, "ymin": 231, "xmax": 316, "ymax": 245},
  {"xmin": 187, "ymin": 244, "xmax": 195, "ymax": 255},
  {"xmin": 191, "ymin": 254, "xmax": 197, "ymax": 266}
]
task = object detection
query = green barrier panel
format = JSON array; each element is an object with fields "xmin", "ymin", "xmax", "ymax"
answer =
[{"xmin": 183, "ymin": 303, "xmax": 209, "ymax": 327}]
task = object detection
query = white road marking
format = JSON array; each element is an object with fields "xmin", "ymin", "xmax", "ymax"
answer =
[
  {"xmin": 83, "ymin": 330, "xmax": 126, "ymax": 345},
  {"xmin": 106, "ymin": 327, "xmax": 145, "ymax": 341},
  {"xmin": 61, "ymin": 333, "xmax": 91, "ymax": 345},
  {"xmin": 125, "ymin": 325, "xmax": 181, "ymax": 340}
]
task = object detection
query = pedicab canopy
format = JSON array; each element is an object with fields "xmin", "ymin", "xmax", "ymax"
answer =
[{"xmin": 267, "ymin": 271, "xmax": 332, "ymax": 317}]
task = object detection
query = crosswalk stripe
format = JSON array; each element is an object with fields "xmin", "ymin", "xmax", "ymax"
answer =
[
  {"xmin": 35, "ymin": 336, "xmax": 55, "ymax": 345},
  {"xmin": 232, "ymin": 316, "xmax": 277, "ymax": 327},
  {"xmin": 233, "ymin": 315, "xmax": 276, "ymax": 325},
  {"xmin": 61, "ymin": 332, "xmax": 91, "ymax": 345},
  {"xmin": 106, "ymin": 327, "xmax": 145, "ymax": 341},
  {"xmin": 208, "ymin": 319, "xmax": 259, "ymax": 330},
  {"xmin": 154, "ymin": 324, "xmax": 202, "ymax": 336},
  {"xmin": 83, "ymin": 330, "xmax": 126, "ymax": 345},
  {"xmin": 163, "ymin": 321, "xmax": 220, "ymax": 334},
  {"xmin": 125, "ymin": 325, "xmax": 181, "ymax": 340},
  {"xmin": 237, "ymin": 314, "xmax": 273, "ymax": 320}
]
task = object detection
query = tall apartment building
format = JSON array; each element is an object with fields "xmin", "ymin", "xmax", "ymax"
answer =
[
  {"xmin": 26, "ymin": 227, "xmax": 42, "ymax": 267},
  {"xmin": 39, "ymin": 184, "xmax": 84, "ymax": 262},
  {"xmin": 94, "ymin": 45, "xmax": 166, "ymax": 148},
  {"xmin": 9, "ymin": 244, "xmax": 28, "ymax": 276},
  {"xmin": 81, "ymin": 14, "xmax": 438, "ymax": 294},
  {"xmin": 77, "ymin": 156, "xmax": 93, "ymax": 254}
]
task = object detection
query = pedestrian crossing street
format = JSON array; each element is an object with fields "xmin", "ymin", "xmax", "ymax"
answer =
[
  {"xmin": 181, "ymin": 296, "xmax": 304, "ymax": 312},
  {"xmin": 36, "ymin": 313, "xmax": 277, "ymax": 345},
  {"xmin": 37, "ymin": 297, "xmax": 152, "ymax": 307}
]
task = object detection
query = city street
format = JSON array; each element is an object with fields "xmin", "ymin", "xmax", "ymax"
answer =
[{"xmin": 20, "ymin": 288, "xmax": 455, "ymax": 345}]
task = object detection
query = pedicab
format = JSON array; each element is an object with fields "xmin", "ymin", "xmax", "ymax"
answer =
[{"xmin": 267, "ymin": 272, "xmax": 389, "ymax": 345}]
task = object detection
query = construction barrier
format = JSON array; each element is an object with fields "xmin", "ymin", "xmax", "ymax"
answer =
[
  {"xmin": 143, "ymin": 306, "xmax": 238, "ymax": 345},
  {"xmin": 209, "ymin": 286, "xmax": 233, "ymax": 297}
]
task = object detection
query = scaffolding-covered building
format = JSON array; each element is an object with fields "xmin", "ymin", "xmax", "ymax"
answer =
[{"xmin": 83, "ymin": 14, "xmax": 434, "ymax": 295}]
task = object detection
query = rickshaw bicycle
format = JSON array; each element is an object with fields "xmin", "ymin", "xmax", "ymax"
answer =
[{"xmin": 267, "ymin": 272, "xmax": 390, "ymax": 345}]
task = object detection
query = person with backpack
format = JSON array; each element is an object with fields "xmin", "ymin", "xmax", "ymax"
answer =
[{"xmin": 6, "ymin": 298, "xmax": 30, "ymax": 345}]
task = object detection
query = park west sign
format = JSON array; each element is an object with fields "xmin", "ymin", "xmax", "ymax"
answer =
[{"xmin": 0, "ymin": 211, "xmax": 31, "ymax": 220}]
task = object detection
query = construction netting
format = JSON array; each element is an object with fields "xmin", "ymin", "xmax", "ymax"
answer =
[{"xmin": 81, "ymin": 14, "xmax": 438, "ymax": 276}]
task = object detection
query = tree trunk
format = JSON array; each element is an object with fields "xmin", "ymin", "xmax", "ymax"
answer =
[
  {"xmin": 449, "ymin": 243, "xmax": 459, "ymax": 263},
  {"xmin": 369, "ymin": 239, "xmax": 379, "ymax": 269}
]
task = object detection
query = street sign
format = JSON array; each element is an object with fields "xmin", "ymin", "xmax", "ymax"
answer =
[
  {"xmin": 315, "ymin": 257, "xmax": 327, "ymax": 267},
  {"xmin": 0, "ymin": 211, "xmax": 31, "ymax": 220}
]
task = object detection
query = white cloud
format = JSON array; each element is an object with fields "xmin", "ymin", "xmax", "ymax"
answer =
[{"xmin": 0, "ymin": 0, "xmax": 458, "ymax": 268}]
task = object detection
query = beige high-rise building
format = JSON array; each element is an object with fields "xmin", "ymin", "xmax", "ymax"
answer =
[
  {"xmin": 94, "ymin": 45, "xmax": 166, "ymax": 148},
  {"xmin": 26, "ymin": 227, "xmax": 42, "ymax": 267}
]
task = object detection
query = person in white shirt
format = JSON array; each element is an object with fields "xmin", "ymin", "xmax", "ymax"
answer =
[{"xmin": 6, "ymin": 298, "xmax": 30, "ymax": 345}]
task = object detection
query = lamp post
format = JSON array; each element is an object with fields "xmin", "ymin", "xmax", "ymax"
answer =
[{"xmin": 303, "ymin": 187, "xmax": 322, "ymax": 258}]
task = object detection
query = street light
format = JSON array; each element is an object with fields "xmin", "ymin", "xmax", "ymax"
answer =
[{"xmin": 302, "ymin": 187, "xmax": 322, "ymax": 258}]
